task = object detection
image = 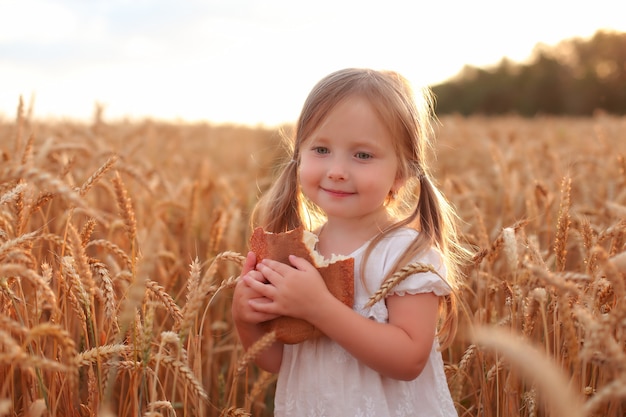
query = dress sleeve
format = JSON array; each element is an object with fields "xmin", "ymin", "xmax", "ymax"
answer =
[{"xmin": 387, "ymin": 247, "xmax": 452, "ymax": 297}]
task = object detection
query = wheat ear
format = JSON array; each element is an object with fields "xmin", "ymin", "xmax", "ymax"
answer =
[
  {"xmin": 177, "ymin": 252, "xmax": 243, "ymax": 337},
  {"xmin": 112, "ymin": 171, "xmax": 137, "ymax": 272},
  {"xmin": 185, "ymin": 257, "xmax": 202, "ymax": 303},
  {"xmin": 2, "ymin": 165, "xmax": 89, "ymax": 212},
  {"xmin": 583, "ymin": 377, "xmax": 626, "ymax": 416},
  {"xmin": 80, "ymin": 218, "xmax": 97, "ymax": 247},
  {"xmin": 0, "ymin": 263, "xmax": 57, "ymax": 311},
  {"xmin": 86, "ymin": 239, "xmax": 133, "ymax": 269},
  {"xmin": 0, "ymin": 230, "xmax": 39, "ymax": 257},
  {"xmin": 151, "ymin": 354, "xmax": 208, "ymax": 403},
  {"xmin": 145, "ymin": 401, "xmax": 175, "ymax": 417},
  {"xmin": 554, "ymin": 176, "xmax": 572, "ymax": 271},
  {"xmin": 75, "ymin": 344, "xmax": 132, "ymax": 367},
  {"xmin": 236, "ymin": 330, "xmax": 277, "ymax": 375},
  {"xmin": 68, "ymin": 223, "xmax": 96, "ymax": 299},
  {"xmin": 365, "ymin": 262, "xmax": 442, "ymax": 308},
  {"xmin": 90, "ymin": 259, "xmax": 117, "ymax": 319},
  {"xmin": 146, "ymin": 279, "xmax": 183, "ymax": 327},
  {"xmin": 78, "ymin": 154, "xmax": 118, "ymax": 196},
  {"xmin": 0, "ymin": 182, "xmax": 27, "ymax": 205},
  {"xmin": 221, "ymin": 407, "xmax": 251, "ymax": 417}
]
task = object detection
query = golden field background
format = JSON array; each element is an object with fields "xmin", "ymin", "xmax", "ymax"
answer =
[{"xmin": 1, "ymin": 101, "xmax": 625, "ymax": 416}]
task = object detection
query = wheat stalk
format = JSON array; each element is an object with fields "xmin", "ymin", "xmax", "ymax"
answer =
[
  {"xmin": 236, "ymin": 330, "xmax": 277, "ymax": 375},
  {"xmin": 247, "ymin": 370, "xmax": 276, "ymax": 405},
  {"xmin": 28, "ymin": 191, "xmax": 55, "ymax": 219},
  {"xmin": 80, "ymin": 218, "xmax": 97, "ymax": 247},
  {"xmin": 451, "ymin": 343, "xmax": 477, "ymax": 401},
  {"xmin": 185, "ymin": 257, "xmax": 202, "ymax": 303},
  {"xmin": 0, "ymin": 333, "xmax": 71, "ymax": 374},
  {"xmin": 68, "ymin": 223, "xmax": 96, "ymax": 299},
  {"xmin": 90, "ymin": 259, "xmax": 117, "ymax": 324},
  {"xmin": 220, "ymin": 407, "xmax": 251, "ymax": 417},
  {"xmin": 25, "ymin": 322, "xmax": 78, "ymax": 363},
  {"xmin": 12, "ymin": 96, "xmax": 24, "ymax": 156},
  {"xmin": 146, "ymin": 279, "xmax": 183, "ymax": 327},
  {"xmin": 144, "ymin": 401, "xmax": 175, "ymax": 417},
  {"xmin": 112, "ymin": 171, "xmax": 137, "ymax": 271},
  {"xmin": 0, "ymin": 230, "xmax": 39, "ymax": 257},
  {"xmin": 0, "ymin": 263, "xmax": 57, "ymax": 311},
  {"xmin": 583, "ymin": 376, "xmax": 626, "ymax": 416},
  {"xmin": 75, "ymin": 344, "xmax": 133, "ymax": 367},
  {"xmin": 177, "ymin": 252, "xmax": 243, "ymax": 337},
  {"xmin": 554, "ymin": 176, "xmax": 572, "ymax": 271},
  {"xmin": 472, "ymin": 325, "xmax": 584, "ymax": 417},
  {"xmin": 78, "ymin": 154, "xmax": 118, "ymax": 196},
  {"xmin": 86, "ymin": 239, "xmax": 133, "ymax": 269},
  {"xmin": 595, "ymin": 246, "xmax": 626, "ymax": 309},
  {"xmin": 522, "ymin": 388, "xmax": 537, "ymax": 417},
  {"xmin": 2, "ymin": 165, "xmax": 89, "ymax": 212},
  {"xmin": 502, "ymin": 227, "xmax": 519, "ymax": 272},
  {"xmin": 59, "ymin": 257, "xmax": 88, "ymax": 329},
  {"xmin": 365, "ymin": 262, "xmax": 443, "ymax": 308},
  {"xmin": 151, "ymin": 354, "xmax": 209, "ymax": 403},
  {"xmin": 21, "ymin": 132, "xmax": 35, "ymax": 165},
  {"xmin": 0, "ymin": 182, "xmax": 27, "ymax": 205}
]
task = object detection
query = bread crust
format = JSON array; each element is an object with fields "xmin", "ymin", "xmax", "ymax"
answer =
[{"xmin": 249, "ymin": 226, "xmax": 355, "ymax": 344}]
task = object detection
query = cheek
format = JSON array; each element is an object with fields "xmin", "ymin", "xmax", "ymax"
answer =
[
  {"xmin": 297, "ymin": 163, "xmax": 316, "ymax": 194},
  {"xmin": 298, "ymin": 157, "xmax": 318, "ymax": 181}
]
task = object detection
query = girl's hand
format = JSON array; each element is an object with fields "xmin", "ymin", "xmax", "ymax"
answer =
[
  {"xmin": 231, "ymin": 251, "xmax": 284, "ymax": 373},
  {"xmin": 232, "ymin": 252, "xmax": 280, "ymax": 324},
  {"xmin": 244, "ymin": 255, "xmax": 332, "ymax": 320}
]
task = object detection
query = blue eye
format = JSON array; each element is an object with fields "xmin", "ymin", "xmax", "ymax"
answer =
[{"xmin": 355, "ymin": 152, "xmax": 372, "ymax": 160}]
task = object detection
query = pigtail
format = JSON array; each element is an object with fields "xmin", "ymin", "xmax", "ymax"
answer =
[
  {"xmin": 416, "ymin": 175, "xmax": 442, "ymax": 248},
  {"xmin": 416, "ymin": 174, "xmax": 471, "ymax": 349},
  {"xmin": 252, "ymin": 159, "xmax": 303, "ymax": 233}
]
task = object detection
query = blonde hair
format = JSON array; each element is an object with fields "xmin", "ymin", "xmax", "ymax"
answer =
[{"xmin": 252, "ymin": 68, "xmax": 470, "ymax": 348}]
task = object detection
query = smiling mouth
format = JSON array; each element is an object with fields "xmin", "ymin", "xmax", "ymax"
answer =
[{"xmin": 322, "ymin": 187, "xmax": 354, "ymax": 197}]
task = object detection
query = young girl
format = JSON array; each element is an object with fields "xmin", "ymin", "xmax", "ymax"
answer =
[{"xmin": 232, "ymin": 68, "xmax": 468, "ymax": 416}]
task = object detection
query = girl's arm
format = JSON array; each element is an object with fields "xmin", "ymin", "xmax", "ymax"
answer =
[
  {"xmin": 246, "ymin": 255, "xmax": 439, "ymax": 380},
  {"xmin": 231, "ymin": 252, "xmax": 284, "ymax": 373}
]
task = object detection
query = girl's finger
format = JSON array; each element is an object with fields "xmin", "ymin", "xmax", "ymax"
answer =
[
  {"xmin": 246, "ymin": 270, "xmax": 267, "ymax": 283},
  {"xmin": 244, "ymin": 274, "xmax": 276, "ymax": 298},
  {"xmin": 256, "ymin": 261, "xmax": 286, "ymax": 284},
  {"xmin": 259, "ymin": 258, "xmax": 295, "ymax": 275},
  {"xmin": 249, "ymin": 297, "xmax": 279, "ymax": 316},
  {"xmin": 287, "ymin": 255, "xmax": 316, "ymax": 271},
  {"xmin": 241, "ymin": 251, "xmax": 257, "ymax": 275}
]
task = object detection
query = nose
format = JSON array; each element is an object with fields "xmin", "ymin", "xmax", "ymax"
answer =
[{"xmin": 327, "ymin": 157, "xmax": 347, "ymax": 180}]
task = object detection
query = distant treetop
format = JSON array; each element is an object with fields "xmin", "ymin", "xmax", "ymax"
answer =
[{"xmin": 432, "ymin": 30, "xmax": 626, "ymax": 116}]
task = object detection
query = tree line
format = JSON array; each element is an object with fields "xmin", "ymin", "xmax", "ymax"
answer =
[{"xmin": 431, "ymin": 30, "xmax": 626, "ymax": 116}]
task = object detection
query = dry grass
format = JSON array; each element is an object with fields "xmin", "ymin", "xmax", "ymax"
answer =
[{"xmin": 1, "ymin": 104, "xmax": 625, "ymax": 416}]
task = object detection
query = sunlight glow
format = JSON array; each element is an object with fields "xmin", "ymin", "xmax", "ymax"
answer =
[{"xmin": 0, "ymin": 0, "xmax": 624, "ymax": 125}]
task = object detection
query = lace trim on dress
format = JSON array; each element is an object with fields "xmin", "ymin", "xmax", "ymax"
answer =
[
  {"xmin": 387, "ymin": 269, "xmax": 451, "ymax": 297},
  {"xmin": 390, "ymin": 285, "xmax": 450, "ymax": 297},
  {"xmin": 356, "ymin": 277, "xmax": 452, "ymax": 322}
]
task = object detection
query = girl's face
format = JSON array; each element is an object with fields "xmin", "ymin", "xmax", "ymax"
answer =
[{"xmin": 298, "ymin": 95, "xmax": 403, "ymax": 224}]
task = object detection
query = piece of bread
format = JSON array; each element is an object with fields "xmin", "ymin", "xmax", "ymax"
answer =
[{"xmin": 249, "ymin": 226, "xmax": 354, "ymax": 344}]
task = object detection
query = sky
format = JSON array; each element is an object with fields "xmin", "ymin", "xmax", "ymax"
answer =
[{"xmin": 1, "ymin": 0, "xmax": 625, "ymax": 126}]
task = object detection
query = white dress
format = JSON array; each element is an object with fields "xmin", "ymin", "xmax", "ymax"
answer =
[{"xmin": 273, "ymin": 228, "xmax": 458, "ymax": 417}]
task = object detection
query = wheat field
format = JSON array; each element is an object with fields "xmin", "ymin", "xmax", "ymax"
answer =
[{"xmin": 1, "ymin": 99, "xmax": 625, "ymax": 417}]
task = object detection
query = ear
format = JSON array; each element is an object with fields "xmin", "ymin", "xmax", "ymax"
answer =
[{"xmin": 392, "ymin": 173, "xmax": 407, "ymax": 194}]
